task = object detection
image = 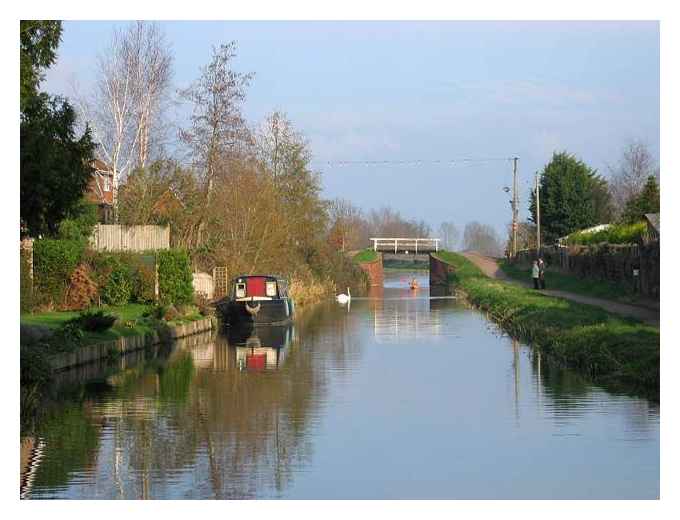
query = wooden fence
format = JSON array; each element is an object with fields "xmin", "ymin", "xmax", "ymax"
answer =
[
  {"xmin": 192, "ymin": 272, "xmax": 214, "ymax": 300},
  {"xmin": 89, "ymin": 224, "xmax": 170, "ymax": 252}
]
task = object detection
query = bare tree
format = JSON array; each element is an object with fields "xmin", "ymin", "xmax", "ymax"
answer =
[
  {"xmin": 327, "ymin": 198, "xmax": 368, "ymax": 252},
  {"xmin": 179, "ymin": 42, "xmax": 254, "ymax": 195},
  {"xmin": 438, "ymin": 221, "xmax": 459, "ymax": 250},
  {"xmin": 608, "ymin": 140, "xmax": 659, "ymax": 217},
  {"xmin": 74, "ymin": 22, "xmax": 173, "ymax": 211},
  {"xmin": 463, "ymin": 221, "xmax": 502, "ymax": 257}
]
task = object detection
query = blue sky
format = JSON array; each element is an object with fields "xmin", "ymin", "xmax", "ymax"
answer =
[{"xmin": 45, "ymin": 21, "xmax": 660, "ymax": 238}]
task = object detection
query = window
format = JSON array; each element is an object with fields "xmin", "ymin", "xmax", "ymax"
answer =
[
  {"xmin": 103, "ymin": 176, "xmax": 112, "ymax": 192},
  {"xmin": 235, "ymin": 283, "xmax": 246, "ymax": 298},
  {"xmin": 265, "ymin": 281, "xmax": 277, "ymax": 297}
]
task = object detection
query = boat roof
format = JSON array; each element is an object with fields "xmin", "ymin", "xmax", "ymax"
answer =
[{"xmin": 231, "ymin": 274, "xmax": 287, "ymax": 282}]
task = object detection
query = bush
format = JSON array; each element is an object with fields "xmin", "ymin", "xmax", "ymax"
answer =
[
  {"xmin": 64, "ymin": 264, "xmax": 98, "ymax": 310},
  {"xmin": 33, "ymin": 239, "xmax": 86, "ymax": 308},
  {"xmin": 72, "ymin": 309, "xmax": 118, "ymax": 332},
  {"xmin": 157, "ymin": 249, "xmax": 194, "ymax": 305},
  {"xmin": 57, "ymin": 199, "xmax": 98, "ymax": 241},
  {"xmin": 102, "ymin": 264, "xmax": 133, "ymax": 305}
]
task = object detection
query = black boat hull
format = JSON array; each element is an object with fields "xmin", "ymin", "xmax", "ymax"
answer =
[{"xmin": 216, "ymin": 297, "xmax": 294, "ymax": 327}]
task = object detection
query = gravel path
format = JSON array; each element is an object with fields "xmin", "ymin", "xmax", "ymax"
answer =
[{"xmin": 461, "ymin": 251, "xmax": 660, "ymax": 327}]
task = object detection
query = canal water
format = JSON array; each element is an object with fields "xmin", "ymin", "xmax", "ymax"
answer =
[{"xmin": 21, "ymin": 271, "xmax": 659, "ymax": 499}]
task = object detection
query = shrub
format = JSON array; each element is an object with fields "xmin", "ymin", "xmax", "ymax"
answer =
[
  {"xmin": 102, "ymin": 264, "xmax": 133, "ymax": 305},
  {"xmin": 33, "ymin": 239, "xmax": 86, "ymax": 308},
  {"xmin": 73, "ymin": 309, "xmax": 118, "ymax": 332},
  {"xmin": 128, "ymin": 255, "xmax": 156, "ymax": 304},
  {"xmin": 157, "ymin": 249, "xmax": 194, "ymax": 305},
  {"xmin": 57, "ymin": 199, "xmax": 98, "ymax": 241},
  {"xmin": 64, "ymin": 263, "xmax": 98, "ymax": 310}
]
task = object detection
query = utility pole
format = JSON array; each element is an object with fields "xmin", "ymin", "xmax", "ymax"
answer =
[
  {"xmin": 512, "ymin": 157, "xmax": 519, "ymax": 257},
  {"xmin": 535, "ymin": 170, "xmax": 541, "ymax": 256}
]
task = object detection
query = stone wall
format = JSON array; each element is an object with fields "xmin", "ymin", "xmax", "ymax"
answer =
[
  {"xmin": 514, "ymin": 242, "xmax": 660, "ymax": 298},
  {"xmin": 357, "ymin": 255, "xmax": 384, "ymax": 286}
]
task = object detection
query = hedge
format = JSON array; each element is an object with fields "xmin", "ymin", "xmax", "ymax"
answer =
[
  {"xmin": 157, "ymin": 249, "xmax": 194, "ymax": 305},
  {"xmin": 33, "ymin": 239, "xmax": 86, "ymax": 308},
  {"xmin": 29, "ymin": 241, "xmax": 193, "ymax": 311}
]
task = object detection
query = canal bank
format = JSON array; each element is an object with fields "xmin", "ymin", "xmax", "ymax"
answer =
[{"xmin": 431, "ymin": 251, "xmax": 660, "ymax": 400}]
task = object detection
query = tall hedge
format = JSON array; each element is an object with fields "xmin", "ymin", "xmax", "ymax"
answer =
[
  {"xmin": 33, "ymin": 239, "xmax": 86, "ymax": 308},
  {"xmin": 157, "ymin": 249, "xmax": 194, "ymax": 305}
]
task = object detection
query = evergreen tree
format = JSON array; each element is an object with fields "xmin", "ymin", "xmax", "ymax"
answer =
[
  {"xmin": 20, "ymin": 20, "xmax": 62, "ymax": 111},
  {"xmin": 529, "ymin": 151, "xmax": 612, "ymax": 243},
  {"xmin": 621, "ymin": 175, "xmax": 660, "ymax": 224},
  {"xmin": 21, "ymin": 93, "xmax": 96, "ymax": 237}
]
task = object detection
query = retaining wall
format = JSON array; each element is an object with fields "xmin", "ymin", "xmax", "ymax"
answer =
[
  {"xmin": 49, "ymin": 317, "xmax": 216, "ymax": 371},
  {"xmin": 357, "ymin": 255, "xmax": 384, "ymax": 286}
]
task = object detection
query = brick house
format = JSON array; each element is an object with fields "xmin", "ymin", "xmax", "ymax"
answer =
[{"xmin": 85, "ymin": 159, "xmax": 115, "ymax": 223}]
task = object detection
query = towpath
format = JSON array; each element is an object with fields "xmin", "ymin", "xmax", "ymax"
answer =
[{"xmin": 461, "ymin": 251, "xmax": 660, "ymax": 327}]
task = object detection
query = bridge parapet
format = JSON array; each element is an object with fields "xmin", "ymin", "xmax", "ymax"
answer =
[{"xmin": 370, "ymin": 238, "xmax": 440, "ymax": 254}]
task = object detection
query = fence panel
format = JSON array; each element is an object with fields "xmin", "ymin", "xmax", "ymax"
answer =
[
  {"xmin": 90, "ymin": 224, "xmax": 170, "ymax": 252},
  {"xmin": 192, "ymin": 272, "xmax": 214, "ymax": 300}
]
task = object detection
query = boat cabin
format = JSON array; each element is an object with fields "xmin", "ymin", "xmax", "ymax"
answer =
[{"xmin": 231, "ymin": 275, "xmax": 289, "ymax": 302}]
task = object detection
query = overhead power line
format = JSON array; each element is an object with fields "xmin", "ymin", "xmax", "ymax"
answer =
[{"xmin": 313, "ymin": 157, "xmax": 516, "ymax": 167}]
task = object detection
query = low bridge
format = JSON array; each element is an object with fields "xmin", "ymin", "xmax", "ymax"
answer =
[{"xmin": 370, "ymin": 238, "xmax": 440, "ymax": 254}]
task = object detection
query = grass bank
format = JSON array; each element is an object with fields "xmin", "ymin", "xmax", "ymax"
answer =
[
  {"xmin": 433, "ymin": 251, "xmax": 659, "ymax": 400},
  {"xmin": 20, "ymin": 304, "xmax": 204, "ymax": 346},
  {"xmin": 352, "ymin": 248, "xmax": 379, "ymax": 263}
]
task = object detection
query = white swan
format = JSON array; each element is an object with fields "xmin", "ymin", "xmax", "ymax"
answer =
[{"xmin": 336, "ymin": 287, "xmax": 351, "ymax": 304}]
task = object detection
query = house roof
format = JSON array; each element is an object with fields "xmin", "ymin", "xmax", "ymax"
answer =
[
  {"xmin": 92, "ymin": 158, "xmax": 113, "ymax": 174},
  {"xmin": 645, "ymin": 213, "xmax": 660, "ymax": 234}
]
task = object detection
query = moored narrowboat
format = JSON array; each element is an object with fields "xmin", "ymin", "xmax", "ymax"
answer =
[{"xmin": 216, "ymin": 274, "xmax": 295, "ymax": 327}]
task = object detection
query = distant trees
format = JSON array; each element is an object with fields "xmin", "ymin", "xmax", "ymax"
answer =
[
  {"xmin": 504, "ymin": 221, "xmax": 536, "ymax": 255},
  {"xmin": 529, "ymin": 152, "xmax": 612, "ymax": 243},
  {"xmin": 438, "ymin": 221, "xmax": 459, "ymax": 251},
  {"xmin": 621, "ymin": 175, "xmax": 660, "ymax": 224},
  {"xmin": 463, "ymin": 221, "xmax": 502, "ymax": 257},
  {"xmin": 608, "ymin": 140, "xmax": 659, "ymax": 219}
]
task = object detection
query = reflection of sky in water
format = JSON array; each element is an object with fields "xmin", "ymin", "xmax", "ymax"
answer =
[{"xmin": 22, "ymin": 271, "xmax": 659, "ymax": 500}]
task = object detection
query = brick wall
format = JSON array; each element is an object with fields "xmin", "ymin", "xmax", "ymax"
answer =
[{"xmin": 357, "ymin": 255, "xmax": 384, "ymax": 286}]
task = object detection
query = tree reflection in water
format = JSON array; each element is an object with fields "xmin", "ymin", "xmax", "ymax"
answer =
[{"xmin": 24, "ymin": 303, "xmax": 362, "ymax": 499}]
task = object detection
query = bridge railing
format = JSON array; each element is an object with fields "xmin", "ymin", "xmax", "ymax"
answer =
[{"xmin": 370, "ymin": 238, "xmax": 440, "ymax": 254}]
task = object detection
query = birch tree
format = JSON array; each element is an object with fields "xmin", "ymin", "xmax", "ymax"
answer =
[
  {"xmin": 74, "ymin": 21, "xmax": 173, "ymax": 213},
  {"xmin": 608, "ymin": 140, "xmax": 659, "ymax": 218}
]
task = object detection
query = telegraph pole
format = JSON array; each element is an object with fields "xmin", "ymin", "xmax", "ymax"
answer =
[
  {"xmin": 535, "ymin": 170, "xmax": 541, "ymax": 256},
  {"xmin": 512, "ymin": 157, "xmax": 519, "ymax": 257}
]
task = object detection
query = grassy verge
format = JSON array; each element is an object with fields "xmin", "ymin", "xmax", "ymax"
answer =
[
  {"xmin": 499, "ymin": 260, "xmax": 652, "ymax": 306},
  {"xmin": 20, "ymin": 304, "xmax": 206, "ymax": 346},
  {"xmin": 433, "ymin": 251, "xmax": 659, "ymax": 400},
  {"xmin": 352, "ymin": 248, "xmax": 379, "ymax": 263}
]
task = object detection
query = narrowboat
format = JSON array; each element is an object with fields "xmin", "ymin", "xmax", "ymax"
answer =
[{"xmin": 216, "ymin": 274, "xmax": 295, "ymax": 327}]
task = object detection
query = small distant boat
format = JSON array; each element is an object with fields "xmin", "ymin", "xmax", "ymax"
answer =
[
  {"xmin": 216, "ymin": 274, "xmax": 295, "ymax": 327},
  {"xmin": 409, "ymin": 279, "xmax": 420, "ymax": 290}
]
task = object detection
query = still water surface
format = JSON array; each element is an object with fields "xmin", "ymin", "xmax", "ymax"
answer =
[{"xmin": 22, "ymin": 271, "xmax": 659, "ymax": 499}]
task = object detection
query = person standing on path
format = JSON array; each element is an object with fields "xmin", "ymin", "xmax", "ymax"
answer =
[
  {"xmin": 538, "ymin": 258, "xmax": 546, "ymax": 289},
  {"xmin": 532, "ymin": 260, "xmax": 540, "ymax": 289}
]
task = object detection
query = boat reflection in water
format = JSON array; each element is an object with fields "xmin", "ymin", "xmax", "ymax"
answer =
[{"xmin": 227, "ymin": 324, "xmax": 294, "ymax": 371}]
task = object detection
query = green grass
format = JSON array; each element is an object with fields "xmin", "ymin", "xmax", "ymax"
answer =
[
  {"xmin": 499, "ymin": 260, "xmax": 646, "ymax": 304},
  {"xmin": 565, "ymin": 221, "xmax": 646, "ymax": 245},
  {"xmin": 433, "ymin": 251, "xmax": 659, "ymax": 400},
  {"xmin": 353, "ymin": 248, "xmax": 379, "ymax": 263},
  {"xmin": 20, "ymin": 304, "xmax": 206, "ymax": 346}
]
